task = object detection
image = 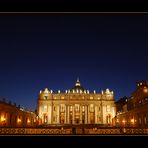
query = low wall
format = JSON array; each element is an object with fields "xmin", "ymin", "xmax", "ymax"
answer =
[
  {"xmin": 0, "ymin": 128, "xmax": 72, "ymax": 135},
  {"xmin": 0, "ymin": 127, "xmax": 148, "ymax": 135}
]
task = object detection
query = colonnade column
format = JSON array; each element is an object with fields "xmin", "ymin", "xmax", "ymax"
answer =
[
  {"xmin": 95, "ymin": 105, "xmax": 98, "ymax": 124},
  {"xmin": 88, "ymin": 105, "xmax": 90, "ymax": 124},
  {"xmin": 102, "ymin": 105, "xmax": 106, "ymax": 124},
  {"xmin": 64, "ymin": 105, "xmax": 66, "ymax": 124},
  {"xmin": 57, "ymin": 105, "xmax": 60, "ymax": 124},
  {"xmin": 48, "ymin": 105, "xmax": 51, "ymax": 124},
  {"xmin": 85, "ymin": 105, "xmax": 87, "ymax": 124},
  {"xmin": 72, "ymin": 105, "xmax": 75, "ymax": 124},
  {"xmin": 80, "ymin": 105, "xmax": 82, "ymax": 124},
  {"xmin": 67, "ymin": 105, "xmax": 69, "ymax": 124}
]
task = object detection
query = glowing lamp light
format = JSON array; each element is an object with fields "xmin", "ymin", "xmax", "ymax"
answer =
[
  {"xmin": 131, "ymin": 119, "xmax": 135, "ymax": 124},
  {"xmin": 27, "ymin": 119, "xmax": 30, "ymax": 124},
  {"xmin": 1, "ymin": 116, "xmax": 6, "ymax": 122},
  {"xmin": 17, "ymin": 118, "xmax": 21, "ymax": 123},
  {"xmin": 143, "ymin": 88, "xmax": 148, "ymax": 93},
  {"xmin": 122, "ymin": 120, "xmax": 125, "ymax": 124}
]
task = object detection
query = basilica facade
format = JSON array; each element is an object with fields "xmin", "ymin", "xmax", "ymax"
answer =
[{"xmin": 37, "ymin": 79, "xmax": 116, "ymax": 125}]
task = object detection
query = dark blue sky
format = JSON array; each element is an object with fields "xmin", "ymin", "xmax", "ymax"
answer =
[{"xmin": 0, "ymin": 14, "xmax": 148, "ymax": 111}]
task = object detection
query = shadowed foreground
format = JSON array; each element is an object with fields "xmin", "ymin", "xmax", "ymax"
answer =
[{"xmin": 0, "ymin": 126, "xmax": 148, "ymax": 135}]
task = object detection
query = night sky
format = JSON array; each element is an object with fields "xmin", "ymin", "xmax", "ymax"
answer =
[{"xmin": 0, "ymin": 14, "xmax": 148, "ymax": 111}]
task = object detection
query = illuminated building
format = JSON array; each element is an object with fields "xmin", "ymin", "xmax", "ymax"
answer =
[
  {"xmin": 114, "ymin": 80, "xmax": 148, "ymax": 127},
  {"xmin": 37, "ymin": 78, "xmax": 116, "ymax": 125},
  {"xmin": 0, "ymin": 99, "xmax": 36, "ymax": 127}
]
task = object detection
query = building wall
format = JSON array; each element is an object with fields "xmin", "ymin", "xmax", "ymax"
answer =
[
  {"xmin": 37, "ymin": 88, "xmax": 116, "ymax": 125},
  {"xmin": 114, "ymin": 81, "xmax": 148, "ymax": 128},
  {"xmin": 0, "ymin": 100, "xmax": 37, "ymax": 127}
]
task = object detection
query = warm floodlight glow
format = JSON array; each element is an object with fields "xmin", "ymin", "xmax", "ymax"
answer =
[
  {"xmin": 75, "ymin": 78, "xmax": 81, "ymax": 86},
  {"xmin": 1, "ymin": 116, "xmax": 6, "ymax": 122},
  {"xmin": 17, "ymin": 118, "xmax": 21, "ymax": 123},
  {"xmin": 27, "ymin": 119, "xmax": 30, "ymax": 124},
  {"xmin": 122, "ymin": 120, "xmax": 125, "ymax": 123},
  {"xmin": 143, "ymin": 88, "xmax": 148, "ymax": 93},
  {"xmin": 131, "ymin": 119, "xmax": 135, "ymax": 124}
]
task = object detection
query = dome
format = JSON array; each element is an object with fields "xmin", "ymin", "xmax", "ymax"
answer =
[{"xmin": 69, "ymin": 78, "xmax": 86, "ymax": 93}]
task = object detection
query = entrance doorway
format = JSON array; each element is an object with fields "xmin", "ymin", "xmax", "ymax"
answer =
[
  {"xmin": 76, "ymin": 118, "xmax": 80, "ymax": 124},
  {"xmin": 60, "ymin": 113, "xmax": 65, "ymax": 124},
  {"xmin": 75, "ymin": 113, "xmax": 80, "ymax": 124}
]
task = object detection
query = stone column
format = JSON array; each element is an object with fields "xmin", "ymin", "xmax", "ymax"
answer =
[
  {"xmin": 95, "ymin": 105, "xmax": 98, "ymax": 124},
  {"xmin": 112, "ymin": 106, "xmax": 116, "ymax": 118},
  {"xmin": 80, "ymin": 105, "xmax": 82, "ymax": 124},
  {"xmin": 51, "ymin": 96, "xmax": 53, "ymax": 124},
  {"xmin": 85, "ymin": 105, "xmax": 87, "ymax": 124},
  {"xmin": 72, "ymin": 105, "xmax": 75, "ymax": 124},
  {"xmin": 102, "ymin": 106, "xmax": 106, "ymax": 124},
  {"xmin": 100, "ymin": 102, "xmax": 103, "ymax": 124},
  {"xmin": 57, "ymin": 105, "xmax": 60, "ymax": 124},
  {"xmin": 64, "ymin": 105, "xmax": 66, "ymax": 124},
  {"xmin": 48, "ymin": 105, "xmax": 52, "ymax": 124},
  {"xmin": 88, "ymin": 105, "xmax": 90, "ymax": 124},
  {"xmin": 67, "ymin": 105, "xmax": 69, "ymax": 124}
]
